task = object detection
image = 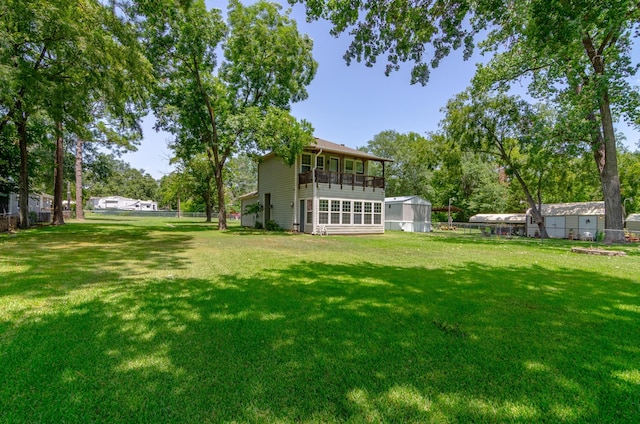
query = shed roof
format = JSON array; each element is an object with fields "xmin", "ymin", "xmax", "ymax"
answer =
[
  {"xmin": 237, "ymin": 191, "xmax": 258, "ymax": 201},
  {"xmin": 469, "ymin": 213, "xmax": 526, "ymax": 224},
  {"xmin": 626, "ymin": 213, "xmax": 640, "ymax": 222},
  {"xmin": 385, "ymin": 196, "xmax": 431, "ymax": 205},
  {"xmin": 527, "ymin": 201, "xmax": 605, "ymax": 216}
]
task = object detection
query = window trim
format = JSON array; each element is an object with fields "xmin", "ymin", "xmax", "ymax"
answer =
[
  {"xmin": 315, "ymin": 198, "xmax": 383, "ymax": 226},
  {"xmin": 301, "ymin": 153, "xmax": 312, "ymax": 173},
  {"xmin": 345, "ymin": 159, "xmax": 354, "ymax": 174}
]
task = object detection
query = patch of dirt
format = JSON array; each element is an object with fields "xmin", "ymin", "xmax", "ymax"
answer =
[{"xmin": 570, "ymin": 247, "xmax": 626, "ymax": 257}]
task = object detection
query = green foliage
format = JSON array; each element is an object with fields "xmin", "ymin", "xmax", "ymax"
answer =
[
  {"xmin": 364, "ymin": 130, "xmax": 438, "ymax": 199},
  {"xmin": 84, "ymin": 154, "xmax": 158, "ymax": 201},
  {"xmin": 1, "ymin": 0, "xmax": 152, "ymax": 227},
  {"xmin": 619, "ymin": 149, "xmax": 640, "ymax": 214},
  {"xmin": 444, "ymin": 92, "xmax": 568, "ymax": 214},
  {"xmin": 244, "ymin": 202, "xmax": 263, "ymax": 216},
  {"xmin": 295, "ymin": 0, "xmax": 639, "ymax": 236},
  {"xmin": 264, "ymin": 219, "xmax": 282, "ymax": 231},
  {"xmin": 0, "ymin": 126, "xmax": 20, "ymax": 193},
  {"xmin": 144, "ymin": 0, "xmax": 316, "ymax": 229},
  {"xmin": 28, "ymin": 211, "xmax": 37, "ymax": 224}
]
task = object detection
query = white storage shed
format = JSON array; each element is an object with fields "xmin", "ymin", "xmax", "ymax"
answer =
[
  {"xmin": 526, "ymin": 202, "xmax": 605, "ymax": 238},
  {"xmin": 384, "ymin": 196, "xmax": 432, "ymax": 232},
  {"xmin": 239, "ymin": 191, "xmax": 259, "ymax": 228},
  {"xmin": 626, "ymin": 214, "xmax": 640, "ymax": 232}
]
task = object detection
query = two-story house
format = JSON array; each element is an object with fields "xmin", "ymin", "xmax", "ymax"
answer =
[{"xmin": 241, "ymin": 137, "xmax": 392, "ymax": 234}]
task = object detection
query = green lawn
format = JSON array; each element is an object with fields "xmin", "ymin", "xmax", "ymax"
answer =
[{"xmin": 1, "ymin": 216, "xmax": 639, "ymax": 423}]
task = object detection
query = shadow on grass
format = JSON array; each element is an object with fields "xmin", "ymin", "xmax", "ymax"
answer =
[
  {"xmin": 0, "ymin": 220, "xmax": 196, "ymax": 299},
  {"xmin": 415, "ymin": 230, "xmax": 640, "ymax": 257},
  {"xmin": 1, "ymin": 252, "xmax": 639, "ymax": 421}
]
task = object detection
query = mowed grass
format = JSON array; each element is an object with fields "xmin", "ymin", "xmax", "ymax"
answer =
[{"xmin": 1, "ymin": 216, "xmax": 639, "ymax": 423}]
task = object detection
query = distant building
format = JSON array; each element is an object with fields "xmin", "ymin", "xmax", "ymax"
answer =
[
  {"xmin": 526, "ymin": 202, "xmax": 604, "ymax": 238},
  {"xmin": 0, "ymin": 192, "xmax": 17, "ymax": 216},
  {"xmin": 469, "ymin": 213, "xmax": 527, "ymax": 236},
  {"xmin": 626, "ymin": 214, "xmax": 640, "ymax": 232},
  {"xmin": 1, "ymin": 192, "xmax": 53, "ymax": 218},
  {"xmin": 91, "ymin": 196, "xmax": 157, "ymax": 211}
]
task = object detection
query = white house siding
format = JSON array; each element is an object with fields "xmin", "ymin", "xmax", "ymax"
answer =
[{"xmin": 257, "ymin": 156, "xmax": 296, "ymax": 230}]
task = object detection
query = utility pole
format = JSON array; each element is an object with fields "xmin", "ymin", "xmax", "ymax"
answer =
[{"xmin": 448, "ymin": 197, "xmax": 455, "ymax": 229}]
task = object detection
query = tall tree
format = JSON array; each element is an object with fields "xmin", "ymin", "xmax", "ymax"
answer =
[
  {"xmin": 1, "ymin": 0, "xmax": 151, "ymax": 227},
  {"xmin": 443, "ymin": 92, "xmax": 570, "ymax": 238},
  {"xmin": 0, "ymin": 0, "xmax": 59, "ymax": 228},
  {"xmin": 364, "ymin": 130, "xmax": 438, "ymax": 199},
  {"xmin": 145, "ymin": 0, "xmax": 316, "ymax": 229},
  {"xmin": 295, "ymin": 0, "xmax": 640, "ymax": 241}
]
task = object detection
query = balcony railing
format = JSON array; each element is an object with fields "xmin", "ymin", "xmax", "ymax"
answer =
[{"xmin": 299, "ymin": 169, "xmax": 385, "ymax": 190}]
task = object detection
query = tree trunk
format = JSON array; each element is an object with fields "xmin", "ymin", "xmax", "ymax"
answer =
[
  {"xmin": 598, "ymin": 89, "xmax": 625, "ymax": 242},
  {"xmin": 75, "ymin": 137, "xmax": 84, "ymax": 220},
  {"xmin": 215, "ymin": 166, "xmax": 226, "ymax": 230},
  {"xmin": 582, "ymin": 36, "xmax": 625, "ymax": 242},
  {"xmin": 18, "ymin": 114, "xmax": 30, "ymax": 229},
  {"xmin": 204, "ymin": 177, "xmax": 212, "ymax": 223},
  {"xmin": 52, "ymin": 121, "xmax": 65, "ymax": 226},
  {"xmin": 495, "ymin": 136, "xmax": 548, "ymax": 238},
  {"xmin": 513, "ymin": 169, "xmax": 548, "ymax": 238}
]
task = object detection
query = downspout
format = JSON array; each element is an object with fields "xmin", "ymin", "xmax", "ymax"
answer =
[
  {"xmin": 312, "ymin": 149, "xmax": 323, "ymax": 235},
  {"xmin": 293, "ymin": 155, "xmax": 298, "ymax": 231}
]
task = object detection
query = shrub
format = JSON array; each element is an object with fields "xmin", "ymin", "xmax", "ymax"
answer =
[
  {"xmin": 265, "ymin": 220, "xmax": 282, "ymax": 231},
  {"xmin": 254, "ymin": 221, "xmax": 263, "ymax": 229}
]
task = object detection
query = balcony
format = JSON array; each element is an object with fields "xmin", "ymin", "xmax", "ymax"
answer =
[{"xmin": 299, "ymin": 169, "xmax": 385, "ymax": 190}]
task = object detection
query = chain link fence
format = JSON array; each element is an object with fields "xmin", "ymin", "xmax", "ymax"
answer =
[{"xmin": 434, "ymin": 222, "xmax": 640, "ymax": 245}]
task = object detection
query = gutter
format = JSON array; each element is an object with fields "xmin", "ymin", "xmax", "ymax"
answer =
[{"xmin": 311, "ymin": 149, "xmax": 323, "ymax": 235}]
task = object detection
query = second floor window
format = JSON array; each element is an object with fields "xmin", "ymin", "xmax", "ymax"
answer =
[
  {"xmin": 345, "ymin": 159, "xmax": 354, "ymax": 173},
  {"xmin": 301, "ymin": 154, "xmax": 311, "ymax": 172}
]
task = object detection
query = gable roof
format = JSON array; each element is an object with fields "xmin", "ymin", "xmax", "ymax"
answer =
[
  {"xmin": 527, "ymin": 201, "xmax": 605, "ymax": 216},
  {"xmin": 307, "ymin": 138, "xmax": 392, "ymax": 162},
  {"xmin": 385, "ymin": 196, "xmax": 431, "ymax": 205},
  {"xmin": 469, "ymin": 213, "xmax": 526, "ymax": 224},
  {"xmin": 626, "ymin": 213, "xmax": 640, "ymax": 222},
  {"xmin": 237, "ymin": 191, "xmax": 258, "ymax": 201}
]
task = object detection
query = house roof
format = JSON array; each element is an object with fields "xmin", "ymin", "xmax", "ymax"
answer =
[
  {"xmin": 626, "ymin": 213, "xmax": 640, "ymax": 222},
  {"xmin": 527, "ymin": 201, "xmax": 605, "ymax": 216},
  {"xmin": 469, "ymin": 213, "xmax": 526, "ymax": 224},
  {"xmin": 385, "ymin": 196, "xmax": 431, "ymax": 205},
  {"xmin": 307, "ymin": 138, "xmax": 392, "ymax": 162}
]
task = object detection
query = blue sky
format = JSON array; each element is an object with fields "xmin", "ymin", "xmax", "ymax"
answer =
[{"xmin": 124, "ymin": 1, "xmax": 640, "ymax": 179}]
